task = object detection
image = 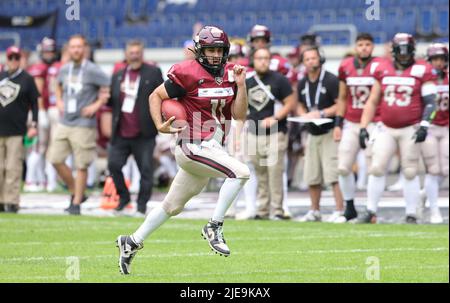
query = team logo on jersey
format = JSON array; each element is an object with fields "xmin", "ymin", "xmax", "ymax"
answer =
[
  {"xmin": 215, "ymin": 77, "xmax": 223, "ymax": 85},
  {"xmin": 0, "ymin": 79, "xmax": 20, "ymax": 108},
  {"xmin": 248, "ymin": 85, "xmax": 271, "ymax": 112}
]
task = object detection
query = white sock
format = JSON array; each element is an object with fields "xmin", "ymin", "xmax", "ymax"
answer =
[
  {"xmin": 37, "ymin": 154, "xmax": 46, "ymax": 185},
  {"xmin": 26, "ymin": 151, "xmax": 41, "ymax": 184},
  {"xmin": 45, "ymin": 161, "xmax": 58, "ymax": 190},
  {"xmin": 131, "ymin": 157, "xmax": 141, "ymax": 191},
  {"xmin": 87, "ymin": 161, "xmax": 96, "ymax": 187},
  {"xmin": 424, "ymin": 174, "xmax": 440, "ymax": 210},
  {"xmin": 404, "ymin": 176, "xmax": 420, "ymax": 216},
  {"xmin": 212, "ymin": 178, "xmax": 247, "ymax": 222},
  {"xmin": 339, "ymin": 174, "xmax": 356, "ymax": 201},
  {"xmin": 132, "ymin": 205, "xmax": 170, "ymax": 244},
  {"xmin": 244, "ymin": 163, "xmax": 258, "ymax": 214},
  {"xmin": 356, "ymin": 150, "xmax": 367, "ymax": 188},
  {"xmin": 367, "ymin": 175, "xmax": 386, "ymax": 213}
]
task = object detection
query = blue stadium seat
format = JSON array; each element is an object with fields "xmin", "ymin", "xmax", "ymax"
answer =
[
  {"xmin": 303, "ymin": 10, "xmax": 319, "ymax": 29},
  {"xmin": 417, "ymin": 7, "xmax": 435, "ymax": 36},
  {"xmin": 320, "ymin": 10, "xmax": 336, "ymax": 24},
  {"xmin": 435, "ymin": 7, "xmax": 449, "ymax": 36},
  {"xmin": 336, "ymin": 9, "xmax": 353, "ymax": 24}
]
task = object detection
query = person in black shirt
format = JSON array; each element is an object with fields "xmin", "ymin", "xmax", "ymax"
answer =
[
  {"xmin": 245, "ymin": 47, "xmax": 296, "ymax": 220},
  {"xmin": 296, "ymin": 46, "xmax": 344, "ymax": 222},
  {"xmin": 0, "ymin": 46, "xmax": 39, "ymax": 213},
  {"xmin": 107, "ymin": 40, "xmax": 164, "ymax": 216}
]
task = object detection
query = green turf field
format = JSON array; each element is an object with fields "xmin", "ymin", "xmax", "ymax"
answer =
[{"xmin": 0, "ymin": 214, "xmax": 448, "ymax": 283}]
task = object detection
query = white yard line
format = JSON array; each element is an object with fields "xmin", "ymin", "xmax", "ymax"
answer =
[
  {"xmin": 0, "ymin": 247, "xmax": 447, "ymax": 263},
  {"xmin": 1, "ymin": 264, "xmax": 448, "ymax": 282}
]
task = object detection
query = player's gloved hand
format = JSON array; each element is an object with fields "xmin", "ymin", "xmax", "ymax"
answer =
[
  {"xmin": 359, "ymin": 128, "xmax": 369, "ymax": 149},
  {"xmin": 414, "ymin": 126, "xmax": 428, "ymax": 143}
]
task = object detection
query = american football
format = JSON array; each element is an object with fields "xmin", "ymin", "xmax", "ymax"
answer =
[
  {"xmin": 161, "ymin": 99, "xmax": 187, "ymax": 122},
  {"xmin": 0, "ymin": 0, "xmax": 448, "ymax": 290}
]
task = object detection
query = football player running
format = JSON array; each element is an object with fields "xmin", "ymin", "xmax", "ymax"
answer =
[
  {"xmin": 418, "ymin": 43, "xmax": 449, "ymax": 224},
  {"xmin": 333, "ymin": 33, "xmax": 384, "ymax": 222},
  {"xmin": 358, "ymin": 33, "xmax": 438, "ymax": 224},
  {"xmin": 116, "ymin": 26, "xmax": 250, "ymax": 274}
]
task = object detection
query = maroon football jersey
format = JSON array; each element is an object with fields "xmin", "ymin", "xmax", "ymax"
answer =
[
  {"xmin": 167, "ymin": 60, "xmax": 238, "ymax": 144},
  {"xmin": 27, "ymin": 61, "xmax": 50, "ymax": 109},
  {"xmin": 46, "ymin": 61, "xmax": 63, "ymax": 107},
  {"xmin": 339, "ymin": 56, "xmax": 384, "ymax": 123},
  {"xmin": 375, "ymin": 59, "xmax": 437, "ymax": 128},
  {"xmin": 433, "ymin": 70, "xmax": 449, "ymax": 126}
]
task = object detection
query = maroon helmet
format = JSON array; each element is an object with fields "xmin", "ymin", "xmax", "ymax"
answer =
[
  {"xmin": 427, "ymin": 43, "xmax": 448, "ymax": 63},
  {"xmin": 38, "ymin": 37, "xmax": 57, "ymax": 64},
  {"xmin": 391, "ymin": 33, "xmax": 416, "ymax": 67},
  {"xmin": 248, "ymin": 24, "xmax": 271, "ymax": 44},
  {"xmin": 194, "ymin": 25, "xmax": 230, "ymax": 73}
]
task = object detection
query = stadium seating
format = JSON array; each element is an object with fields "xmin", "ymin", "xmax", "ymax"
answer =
[{"xmin": 0, "ymin": 0, "xmax": 448, "ymax": 50}]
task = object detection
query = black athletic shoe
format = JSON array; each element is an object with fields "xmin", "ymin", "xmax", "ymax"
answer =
[
  {"xmin": 344, "ymin": 207, "xmax": 358, "ymax": 221},
  {"xmin": 202, "ymin": 220, "xmax": 230, "ymax": 257},
  {"xmin": 5, "ymin": 204, "xmax": 19, "ymax": 213},
  {"xmin": 357, "ymin": 210, "xmax": 377, "ymax": 224},
  {"xmin": 64, "ymin": 195, "xmax": 88, "ymax": 212},
  {"xmin": 116, "ymin": 235, "xmax": 143, "ymax": 275},
  {"xmin": 405, "ymin": 215, "xmax": 418, "ymax": 224},
  {"xmin": 115, "ymin": 200, "xmax": 131, "ymax": 212},
  {"xmin": 65, "ymin": 204, "xmax": 80, "ymax": 215},
  {"xmin": 272, "ymin": 213, "xmax": 291, "ymax": 221}
]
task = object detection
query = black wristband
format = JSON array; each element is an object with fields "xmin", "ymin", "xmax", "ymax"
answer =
[{"xmin": 334, "ymin": 116, "xmax": 344, "ymax": 128}]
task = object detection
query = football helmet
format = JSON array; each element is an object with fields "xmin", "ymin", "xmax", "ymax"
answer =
[
  {"xmin": 194, "ymin": 26, "xmax": 230, "ymax": 75},
  {"xmin": 37, "ymin": 37, "xmax": 57, "ymax": 64},
  {"xmin": 248, "ymin": 24, "xmax": 271, "ymax": 44},
  {"xmin": 229, "ymin": 42, "xmax": 244, "ymax": 57},
  {"xmin": 426, "ymin": 43, "xmax": 448, "ymax": 67},
  {"xmin": 391, "ymin": 33, "xmax": 415, "ymax": 68}
]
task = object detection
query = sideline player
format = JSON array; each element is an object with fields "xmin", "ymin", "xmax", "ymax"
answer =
[
  {"xmin": 358, "ymin": 33, "xmax": 437, "ymax": 224},
  {"xmin": 333, "ymin": 33, "xmax": 384, "ymax": 222},
  {"xmin": 419, "ymin": 43, "xmax": 449, "ymax": 224},
  {"xmin": 116, "ymin": 26, "xmax": 250, "ymax": 274},
  {"xmin": 239, "ymin": 24, "xmax": 291, "ymax": 76}
]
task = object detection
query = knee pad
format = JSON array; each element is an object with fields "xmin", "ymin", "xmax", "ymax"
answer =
[
  {"xmin": 239, "ymin": 165, "xmax": 251, "ymax": 180},
  {"xmin": 426, "ymin": 164, "xmax": 441, "ymax": 176},
  {"xmin": 402, "ymin": 167, "xmax": 418, "ymax": 180},
  {"xmin": 161, "ymin": 200, "xmax": 184, "ymax": 216},
  {"xmin": 338, "ymin": 166, "xmax": 352, "ymax": 177},
  {"xmin": 369, "ymin": 164, "xmax": 385, "ymax": 177}
]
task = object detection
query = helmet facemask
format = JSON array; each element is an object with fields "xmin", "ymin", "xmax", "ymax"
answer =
[{"xmin": 392, "ymin": 43, "xmax": 415, "ymax": 68}]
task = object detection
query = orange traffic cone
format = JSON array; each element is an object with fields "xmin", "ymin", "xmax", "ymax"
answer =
[{"xmin": 100, "ymin": 177, "xmax": 134, "ymax": 210}]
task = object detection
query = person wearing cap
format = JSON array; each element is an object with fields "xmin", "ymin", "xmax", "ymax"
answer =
[
  {"xmin": 24, "ymin": 37, "xmax": 58, "ymax": 193},
  {"xmin": 0, "ymin": 46, "xmax": 39, "ymax": 213},
  {"xmin": 47, "ymin": 34, "xmax": 111, "ymax": 215}
]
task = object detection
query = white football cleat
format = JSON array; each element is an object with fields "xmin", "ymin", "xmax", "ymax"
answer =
[
  {"xmin": 202, "ymin": 220, "xmax": 230, "ymax": 257},
  {"xmin": 327, "ymin": 211, "xmax": 345, "ymax": 223},
  {"xmin": 430, "ymin": 208, "xmax": 444, "ymax": 224},
  {"xmin": 298, "ymin": 210, "xmax": 321, "ymax": 222}
]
